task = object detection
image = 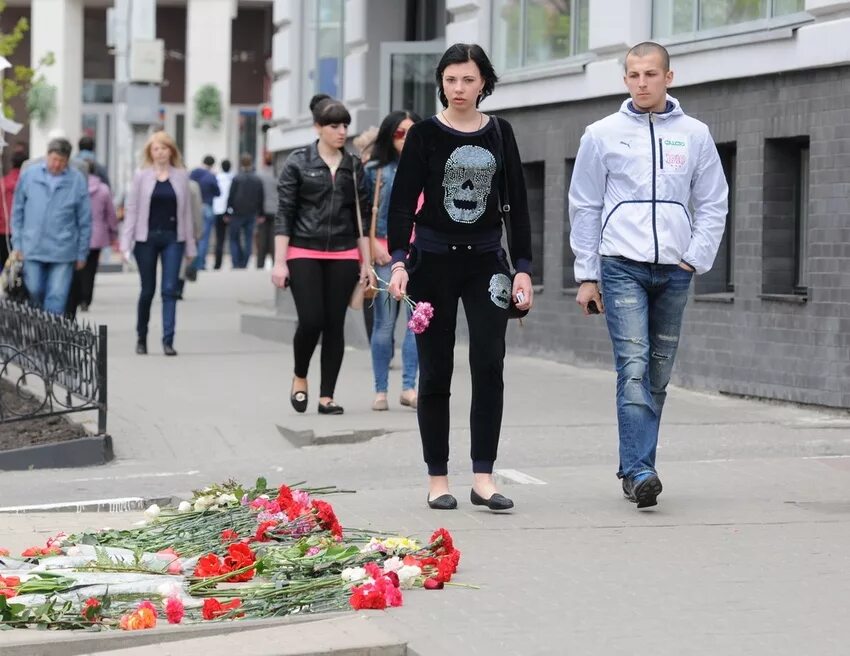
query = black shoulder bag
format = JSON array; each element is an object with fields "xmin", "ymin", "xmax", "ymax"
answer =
[{"xmin": 491, "ymin": 116, "xmax": 529, "ymax": 320}]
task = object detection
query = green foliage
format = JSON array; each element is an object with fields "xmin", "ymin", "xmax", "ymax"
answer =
[
  {"xmin": 25, "ymin": 77, "xmax": 56, "ymax": 126},
  {"xmin": 0, "ymin": 1, "xmax": 54, "ymax": 120},
  {"xmin": 193, "ymin": 84, "xmax": 222, "ymax": 130}
]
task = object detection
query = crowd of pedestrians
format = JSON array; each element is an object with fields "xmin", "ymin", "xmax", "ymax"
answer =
[{"xmin": 1, "ymin": 39, "xmax": 728, "ymax": 514}]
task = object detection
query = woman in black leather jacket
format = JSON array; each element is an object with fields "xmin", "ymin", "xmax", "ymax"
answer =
[{"xmin": 272, "ymin": 95, "xmax": 374, "ymax": 415}]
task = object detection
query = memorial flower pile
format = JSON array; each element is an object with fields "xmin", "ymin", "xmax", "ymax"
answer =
[{"xmin": 0, "ymin": 478, "xmax": 466, "ymax": 631}]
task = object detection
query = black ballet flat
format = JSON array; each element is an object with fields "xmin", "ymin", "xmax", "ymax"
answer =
[
  {"xmin": 470, "ymin": 488, "xmax": 514, "ymax": 511},
  {"xmin": 290, "ymin": 390, "xmax": 308, "ymax": 413},
  {"xmin": 427, "ymin": 494, "xmax": 458, "ymax": 510},
  {"xmin": 318, "ymin": 401, "xmax": 344, "ymax": 415}
]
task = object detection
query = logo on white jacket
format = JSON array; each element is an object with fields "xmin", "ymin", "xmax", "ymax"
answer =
[{"xmin": 443, "ymin": 145, "xmax": 496, "ymax": 224}]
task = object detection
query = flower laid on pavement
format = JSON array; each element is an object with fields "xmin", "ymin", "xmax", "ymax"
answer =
[{"xmin": 0, "ymin": 478, "xmax": 468, "ymax": 631}]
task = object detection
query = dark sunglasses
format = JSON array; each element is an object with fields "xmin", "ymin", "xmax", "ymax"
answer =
[{"xmin": 392, "ymin": 128, "xmax": 408, "ymax": 140}]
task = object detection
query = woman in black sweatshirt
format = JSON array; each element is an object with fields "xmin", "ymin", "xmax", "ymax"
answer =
[{"xmin": 387, "ymin": 44, "xmax": 534, "ymax": 512}]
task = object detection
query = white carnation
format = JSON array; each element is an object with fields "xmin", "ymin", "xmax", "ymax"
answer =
[
  {"xmin": 382, "ymin": 556, "xmax": 403, "ymax": 573},
  {"xmin": 397, "ymin": 565, "xmax": 422, "ymax": 589},
  {"xmin": 144, "ymin": 504, "xmax": 161, "ymax": 520},
  {"xmin": 177, "ymin": 501, "xmax": 192, "ymax": 513},
  {"xmin": 341, "ymin": 567, "xmax": 367, "ymax": 583}
]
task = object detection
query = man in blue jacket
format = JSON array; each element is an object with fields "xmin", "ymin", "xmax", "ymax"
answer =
[
  {"xmin": 569, "ymin": 42, "xmax": 728, "ymax": 509},
  {"xmin": 10, "ymin": 138, "xmax": 92, "ymax": 315}
]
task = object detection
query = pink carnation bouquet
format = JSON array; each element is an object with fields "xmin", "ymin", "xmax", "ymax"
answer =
[{"xmin": 372, "ymin": 269, "xmax": 434, "ymax": 335}]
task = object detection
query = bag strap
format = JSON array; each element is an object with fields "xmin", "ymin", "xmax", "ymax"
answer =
[
  {"xmin": 491, "ymin": 115, "xmax": 514, "ymax": 261},
  {"xmin": 351, "ymin": 154, "xmax": 365, "ymax": 240},
  {"xmin": 370, "ymin": 167, "xmax": 383, "ymax": 241}
]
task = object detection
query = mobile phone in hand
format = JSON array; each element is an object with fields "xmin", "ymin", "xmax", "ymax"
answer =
[{"xmin": 587, "ymin": 300, "xmax": 600, "ymax": 315}]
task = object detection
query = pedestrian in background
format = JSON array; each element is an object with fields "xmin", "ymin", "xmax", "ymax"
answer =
[
  {"xmin": 0, "ymin": 151, "xmax": 25, "ymax": 272},
  {"xmin": 272, "ymin": 94, "xmax": 374, "ymax": 415},
  {"xmin": 569, "ymin": 42, "xmax": 728, "ymax": 509},
  {"xmin": 255, "ymin": 152, "xmax": 278, "ymax": 270},
  {"xmin": 189, "ymin": 154, "xmax": 220, "ymax": 271},
  {"xmin": 387, "ymin": 44, "xmax": 534, "ymax": 511},
  {"xmin": 74, "ymin": 135, "xmax": 110, "ymax": 188},
  {"xmin": 366, "ymin": 110, "xmax": 421, "ymax": 412},
  {"xmin": 226, "ymin": 153, "xmax": 264, "ymax": 269},
  {"xmin": 121, "ymin": 131, "xmax": 196, "ymax": 356},
  {"xmin": 213, "ymin": 159, "xmax": 233, "ymax": 270},
  {"xmin": 10, "ymin": 138, "xmax": 91, "ymax": 315},
  {"xmin": 66, "ymin": 160, "xmax": 118, "ymax": 317}
]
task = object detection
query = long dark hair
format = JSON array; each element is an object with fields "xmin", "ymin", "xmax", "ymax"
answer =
[
  {"xmin": 310, "ymin": 93, "xmax": 351, "ymax": 126},
  {"xmin": 435, "ymin": 43, "xmax": 498, "ymax": 109},
  {"xmin": 370, "ymin": 110, "xmax": 422, "ymax": 167}
]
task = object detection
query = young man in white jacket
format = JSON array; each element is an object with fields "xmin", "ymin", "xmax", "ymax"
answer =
[{"xmin": 569, "ymin": 42, "xmax": 728, "ymax": 508}]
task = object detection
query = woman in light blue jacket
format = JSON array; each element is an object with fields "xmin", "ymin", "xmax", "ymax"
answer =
[
  {"xmin": 365, "ymin": 110, "xmax": 421, "ymax": 411},
  {"xmin": 121, "ymin": 131, "xmax": 196, "ymax": 356}
]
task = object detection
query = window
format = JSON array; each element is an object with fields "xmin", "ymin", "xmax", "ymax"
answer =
[
  {"xmin": 523, "ymin": 161, "xmax": 545, "ymax": 286},
  {"xmin": 695, "ymin": 143, "xmax": 735, "ymax": 295},
  {"xmin": 302, "ymin": 0, "xmax": 343, "ymax": 110},
  {"xmin": 563, "ymin": 158, "xmax": 576, "ymax": 289},
  {"xmin": 761, "ymin": 136, "xmax": 810, "ymax": 296},
  {"xmin": 652, "ymin": 0, "xmax": 804, "ymax": 38},
  {"xmin": 492, "ymin": 0, "xmax": 589, "ymax": 73}
]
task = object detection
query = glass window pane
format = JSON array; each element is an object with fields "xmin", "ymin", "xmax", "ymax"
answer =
[
  {"xmin": 653, "ymin": 0, "xmax": 697, "ymax": 38},
  {"xmin": 577, "ymin": 0, "xmax": 590, "ymax": 54},
  {"xmin": 492, "ymin": 0, "xmax": 523, "ymax": 72},
  {"xmin": 773, "ymin": 0, "xmax": 804, "ymax": 15},
  {"xmin": 525, "ymin": 0, "xmax": 573, "ymax": 67},
  {"xmin": 317, "ymin": 0, "xmax": 343, "ymax": 98},
  {"xmin": 699, "ymin": 0, "xmax": 766, "ymax": 31},
  {"xmin": 390, "ymin": 52, "xmax": 441, "ymax": 120}
]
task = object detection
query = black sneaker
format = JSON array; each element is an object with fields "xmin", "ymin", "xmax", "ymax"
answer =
[{"xmin": 622, "ymin": 473, "xmax": 663, "ymax": 508}]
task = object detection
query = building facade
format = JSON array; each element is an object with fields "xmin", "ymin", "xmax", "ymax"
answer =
[
  {"xmin": 1, "ymin": 0, "xmax": 272, "ymax": 196},
  {"xmin": 268, "ymin": 0, "xmax": 850, "ymax": 408}
]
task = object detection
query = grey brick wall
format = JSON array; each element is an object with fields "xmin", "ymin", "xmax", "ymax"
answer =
[{"xmin": 497, "ymin": 65, "xmax": 850, "ymax": 408}]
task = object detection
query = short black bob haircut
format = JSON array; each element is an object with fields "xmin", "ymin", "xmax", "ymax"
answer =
[
  {"xmin": 310, "ymin": 93, "xmax": 351, "ymax": 126},
  {"xmin": 435, "ymin": 43, "xmax": 498, "ymax": 109},
  {"xmin": 369, "ymin": 109, "xmax": 423, "ymax": 168}
]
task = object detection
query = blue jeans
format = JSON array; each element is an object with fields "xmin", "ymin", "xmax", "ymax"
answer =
[
  {"xmin": 229, "ymin": 215, "xmax": 255, "ymax": 268},
  {"xmin": 193, "ymin": 204, "xmax": 216, "ymax": 270},
  {"xmin": 371, "ymin": 262, "xmax": 418, "ymax": 393},
  {"xmin": 134, "ymin": 230, "xmax": 185, "ymax": 346},
  {"xmin": 22, "ymin": 260, "xmax": 74, "ymax": 315},
  {"xmin": 600, "ymin": 256, "xmax": 693, "ymax": 481}
]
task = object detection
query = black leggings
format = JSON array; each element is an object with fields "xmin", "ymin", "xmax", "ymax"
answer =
[
  {"xmin": 288, "ymin": 258, "xmax": 359, "ymax": 398},
  {"xmin": 407, "ymin": 247, "xmax": 511, "ymax": 476}
]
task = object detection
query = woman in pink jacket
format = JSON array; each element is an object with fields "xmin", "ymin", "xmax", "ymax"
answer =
[
  {"xmin": 66, "ymin": 160, "xmax": 118, "ymax": 317},
  {"xmin": 120, "ymin": 131, "xmax": 196, "ymax": 356}
]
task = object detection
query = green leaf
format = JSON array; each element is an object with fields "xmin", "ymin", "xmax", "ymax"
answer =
[{"xmin": 255, "ymin": 477, "xmax": 267, "ymax": 493}]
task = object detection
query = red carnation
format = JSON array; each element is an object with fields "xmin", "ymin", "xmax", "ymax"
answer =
[
  {"xmin": 349, "ymin": 583, "xmax": 387, "ymax": 610},
  {"xmin": 423, "ymin": 577, "xmax": 444, "ymax": 590},
  {"xmin": 312, "ymin": 500, "xmax": 343, "ymax": 539},
  {"xmin": 165, "ymin": 597, "xmax": 185, "ymax": 624},
  {"xmin": 202, "ymin": 598, "xmax": 243, "ymax": 620},
  {"xmin": 223, "ymin": 543, "xmax": 256, "ymax": 582},
  {"xmin": 276, "ymin": 484, "xmax": 294, "ymax": 508},
  {"xmin": 220, "ymin": 529, "xmax": 239, "ymax": 543},
  {"xmin": 193, "ymin": 553, "xmax": 225, "ymax": 578},
  {"xmin": 0, "ymin": 589, "xmax": 15, "ymax": 598},
  {"xmin": 81, "ymin": 597, "xmax": 102, "ymax": 622},
  {"xmin": 429, "ymin": 528, "xmax": 454, "ymax": 556},
  {"xmin": 435, "ymin": 557, "xmax": 455, "ymax": 583},
  {"xmin": 253, "ymin": 520, "xmax": 277, "ymax": 543}
]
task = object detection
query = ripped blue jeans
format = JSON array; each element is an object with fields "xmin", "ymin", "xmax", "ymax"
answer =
[{"xmin": 600, "ymin": 256, "xmax": 693, "ymax": 481}]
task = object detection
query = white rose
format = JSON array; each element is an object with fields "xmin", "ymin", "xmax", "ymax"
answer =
[
  {"xmin": 177, "ymin": 501, "xmax": 192, "ymax": 513},
  {"xmin": 397, "ymin": 565, "xmax": 422, "ymax": 589},
  {"xmin": 193, "ymin": 496, "xmax": 214, "ymax": 512},
  {"xmin": 341, "ymin": 567, "xmax": 367, "ymax": 583},
  {"xmin": 144, "ymin": 504, "xmax": 161, "ymax": 520},
  {"xmin": 382, "ymin": 556, "xmax": 403, "ymax": 573}
]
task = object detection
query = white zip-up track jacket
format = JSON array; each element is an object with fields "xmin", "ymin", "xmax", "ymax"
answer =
[{"xmin": 569, "ymin": 95, "xmax": 728, "ymax": 281}]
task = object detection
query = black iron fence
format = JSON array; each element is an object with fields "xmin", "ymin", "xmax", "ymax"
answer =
[{"xmin": 0, "ymin": 300, "xmax": 107, "ymax": 434}]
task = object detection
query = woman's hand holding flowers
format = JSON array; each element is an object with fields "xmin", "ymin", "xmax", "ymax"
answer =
[{"xmin": 388, "ymin": 266, "xmax": 408, "ymax": 301}]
